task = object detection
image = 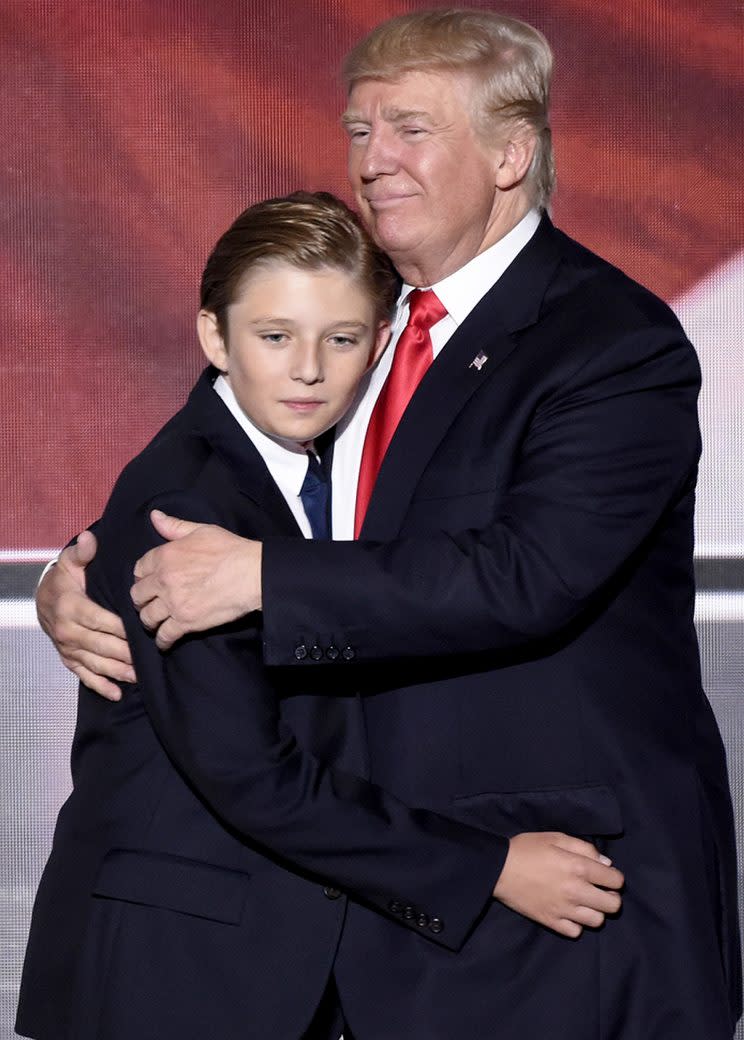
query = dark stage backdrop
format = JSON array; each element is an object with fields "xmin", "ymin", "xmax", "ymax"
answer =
[{"xmin": 1, "ymin": 1, "xmax": 742, "ymax": 1036}]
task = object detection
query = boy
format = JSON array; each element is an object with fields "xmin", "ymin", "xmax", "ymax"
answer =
[{"xmin": 18, "ymin": 193, "xmax": 622, "ymax": 1040}]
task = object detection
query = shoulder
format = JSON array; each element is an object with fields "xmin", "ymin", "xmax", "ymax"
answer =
[
  {"xmin": 529, "ymin": 225, "xmax": 699, "ymax": 388},
  {"xmin": 548, "ymin": 226, "xmax": 686, "ymax": 338},
  {"xmin": 108, "ymin": 405, "xmax": 210, "ymax": 514},
  {"xmin": 99, "ymin": 373, "xmax": 239, "ymax": 540}
]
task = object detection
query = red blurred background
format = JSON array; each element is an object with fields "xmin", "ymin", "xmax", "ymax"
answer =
[{"xmin": 1, "ymin": 0, "xmax": 742, "ymax": 550}]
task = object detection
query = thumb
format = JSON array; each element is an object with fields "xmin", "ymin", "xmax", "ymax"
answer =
[
  {"xmin": 66, "ymin": 528, "xmax": 98, "ymax": 568},
  {"xmin": 150, "ymin": 509, "xmax": 204, "ymax": 542}
]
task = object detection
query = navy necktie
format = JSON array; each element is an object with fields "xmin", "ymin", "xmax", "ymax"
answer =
[{"xmin": 300, "ymin": 450, "xmax": 330, "ymax": 540}]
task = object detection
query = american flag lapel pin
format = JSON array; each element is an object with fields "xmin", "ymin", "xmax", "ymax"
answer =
[{"xmin": 469, "ymin": 352, "xmax": 488, "ymax": 371}]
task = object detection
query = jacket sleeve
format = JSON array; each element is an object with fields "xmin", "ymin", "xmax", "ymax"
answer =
[
  {"xmin": 261, "ymin": 323, "xmax": 701, "ymax": 665},
  {"xmin": 91, "ymin": 491, "xmax": 507, "ymax": 953}
]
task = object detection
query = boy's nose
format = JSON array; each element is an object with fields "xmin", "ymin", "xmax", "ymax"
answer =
[{"xmin": 291, "ymin": 342, "xmax": 323, "ymax": 383}]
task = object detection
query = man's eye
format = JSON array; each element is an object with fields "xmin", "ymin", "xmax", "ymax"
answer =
[
  {"xmin": 402, "ymin": 126, "xmax": 426, "ymax": 138},
  {"xmin": 347, "ymin": 127, "xmax": 370, "ymax": 142}
]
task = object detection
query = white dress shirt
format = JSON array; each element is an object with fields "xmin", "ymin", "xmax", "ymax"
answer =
[
  {"xmin": 331, "ymin": 209, "xmax": 542, "ymax": 540},
  {"xmin": 214, "ymin": 375, "xmax": 315, "ymax": 539}
]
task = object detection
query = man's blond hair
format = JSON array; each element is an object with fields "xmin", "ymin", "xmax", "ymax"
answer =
[{"xmin": 343, "ymin": 8, "xmax": 555, "ymax": 209}]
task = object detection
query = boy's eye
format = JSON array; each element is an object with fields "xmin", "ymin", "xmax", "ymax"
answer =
[
  {"xmin": 260, "ymin": 332, "xmax": 288, "ymax": 344},
  {"xmin": 329, "ymin": 334, "xmax": 358, "ymax": 348}
]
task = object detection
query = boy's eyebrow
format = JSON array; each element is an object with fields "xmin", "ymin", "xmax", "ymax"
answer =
[
  {"xmin": 248, "ymin": 316, "xmax": 298, "ymax": 325},
  {"xmin": 248, "ymin": 318, "xmax": 370, "ymax": 329}
]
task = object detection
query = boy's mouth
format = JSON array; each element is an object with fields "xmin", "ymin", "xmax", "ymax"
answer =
[{"xmin": 281, "ymin": 399, "xmax": 325, "ymax": 412}]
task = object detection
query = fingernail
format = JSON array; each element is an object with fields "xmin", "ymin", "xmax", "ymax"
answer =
[
  {"xmin": 125, "ymin": 668, "xmax": 137, "ymax": 683},
  {"xmin": 599, "ymin": 855, "xmax": 612, "ymax": 866}
]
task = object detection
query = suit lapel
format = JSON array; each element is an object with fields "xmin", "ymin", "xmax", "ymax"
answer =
[
  {"xmin": 360, "ymin": 216, "xmax": 565, "ymax": 540},
  {"xmin": 185, "ymin": 368, "xmax": 301, "ymax": 537}
]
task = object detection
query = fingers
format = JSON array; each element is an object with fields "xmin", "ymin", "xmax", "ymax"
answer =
[
  {"xmin": 133, "ymin": 548, "xmax": 156, "ymax": 583},
  {"xmin": 549, "ymin": 832, "xmax": 612, "ymax": 864},
  {"xmin": 70, "ymin": 646, "xmax": 136, "ymax": 684},
  {"xmin": 554, "ymin": 918, "xmax": 583, "ymax": 939},
  {"xmin": 579, "ymin": 857, "xmax": 625, "ymax": 891},
  {"xmin": 137, "ymin": 597, "xmax": 170, "ymax": 631},
  {"xmin": 72, "ymin": 598, "xmax": 129, "ymax": 643},
  {"xmin": 65, "ymin": 662, "xmax": 123, "ymax": 702},
  {"xmin": 154, "ymin": 617, "xmax": 186, "ymax": 651}
]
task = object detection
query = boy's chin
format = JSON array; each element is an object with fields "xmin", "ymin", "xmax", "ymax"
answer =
[{"xmin": 273, "ymin": 420, "xmax": 336, "ymax": 451}]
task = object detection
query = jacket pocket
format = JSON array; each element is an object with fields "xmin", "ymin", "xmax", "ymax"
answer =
[
  {"xmin": 452, "ymin": 782, "xmax": 623, "ymax": 838},
  {"xmin": 92, "ymin": 848, "xmax": 252, "ymax": 924}
]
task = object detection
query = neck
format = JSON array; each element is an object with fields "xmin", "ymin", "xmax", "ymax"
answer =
[{"xmin": 395, "ymin": 194, "xmax": 534, "ymax": 287}]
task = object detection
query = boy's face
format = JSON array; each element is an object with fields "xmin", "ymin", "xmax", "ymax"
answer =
[{"xmin": 198, "ymin": 262, "xmax": 390, "ymax": 448}]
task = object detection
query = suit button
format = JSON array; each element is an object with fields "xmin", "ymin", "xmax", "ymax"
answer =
[
  {"xmin": 416, "ymin": 913, "xmax": 429, "ymax": 928},
  {"xmin": 326, "ymin": 645, "xmax": 340, "ymax": 661},
  {"xmin": 403, "ymin": 905, "xmax": 416, "ymax": 920},
  {"xmin": 294, "ymin": 644, "xmax": 308, "ymax": 660},
  {"xmin": 389, "ymin": 900, "xmax": 403, "ymax": 914},
  {"xmin": 429, "ymin": 918, "xmax": 444, "ymax": 934},
  {"xmin": 323, "ymin": 886, "xmax": 342, "ymax": 900},
  {"xmin": 341, "ymin": 645, "xmax": 356, "ymax": 661},
  {"xmin": 310, "ymin": 645, "xmax": 323, "ymax": 661}
]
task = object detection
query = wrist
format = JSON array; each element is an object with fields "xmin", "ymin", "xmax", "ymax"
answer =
[{"xmin": 237, "ymin": 538, "xmax": 263, "ymax": 614}]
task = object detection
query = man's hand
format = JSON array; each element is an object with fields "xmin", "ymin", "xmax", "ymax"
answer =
[
  {"xmin": 36, "ymin": 530, "xmax": 135, "ymax": 701},
  {"xmin": 492, "ymin": 831, "xmax": 624, "ymax": 938},
  {"xmin": 131, "ymin": 510, "xmax": 263, "ymax": 650}
]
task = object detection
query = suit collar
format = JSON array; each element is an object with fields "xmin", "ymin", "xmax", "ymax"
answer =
[
  {"xmin": 360, "ymin": 216, "xmax": 564, "ymax": 539},
  {"xmin": 184, "ymin": 368, "xmax": 301, "ymax": 536}
]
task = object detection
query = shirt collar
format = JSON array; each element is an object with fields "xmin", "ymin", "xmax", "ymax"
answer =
[
  {"xmin": 213, "ymin": 374, "xmax": 311, "ymax": 498},
  {"xmin": 397, "ymin": 208, "xmax": 542, "ymax": 327}
]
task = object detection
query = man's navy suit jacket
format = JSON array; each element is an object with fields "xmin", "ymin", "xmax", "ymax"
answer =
[
  {"xmin": 261, "ymin": 217, "xmax": 743, "ymax": 1039},
  {"xmin": 16, "ymin": 369, "xmax": 508, "ymax": 1040}
]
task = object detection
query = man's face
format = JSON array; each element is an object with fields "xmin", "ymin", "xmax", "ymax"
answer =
[
  {"xmin": 343, "ymin": 70, "xmax": 506, "ymax": 285},
  {"xmin": 198, "ymin": 262, "xmax": 389, "ymax": 448}
]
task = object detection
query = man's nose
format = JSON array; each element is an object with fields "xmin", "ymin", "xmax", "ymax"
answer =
[
  {"xmin": 291, "ymin": 341, "xmax": 324, "ymax": 383},
  {"xmin": 357, "ymin": 126, "xmax": 399, "ymax": 180}
]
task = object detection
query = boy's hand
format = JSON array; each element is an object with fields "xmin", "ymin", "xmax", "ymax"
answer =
[
  {"xmin": 492, "ymin": 831, "xmax": 624, "ymax": 938},
  {"xmin": 36, "ymin": 530, "xmax": 134, "ymax": 701}
]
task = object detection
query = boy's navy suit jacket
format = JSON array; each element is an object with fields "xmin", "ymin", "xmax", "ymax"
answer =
[
  {"xmin": 16, "ymin": 367, "xmax": 507, "ymax": 1040},
  {"xmin": 260, "ymin": 217, "xmax": 742, "ymax": 1039}
]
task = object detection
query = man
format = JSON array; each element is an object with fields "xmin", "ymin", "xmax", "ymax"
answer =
[{"xmin": 38, "ymin": 9, "xmax": 741, "ymax": 1039}]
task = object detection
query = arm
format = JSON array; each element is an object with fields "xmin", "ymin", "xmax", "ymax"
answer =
[
  {"xmin": 99, "ymin": 493, "xmax": 622, "ymax": 950},
  {"xmin": 260, "ymin": 326, "xmax": 700, "ymax": 664},
  {"xmin": 36, "ymin": 529, "xmax": 135, "ymax": 699},
  {"xmin": 130, "ymin": 326, "xmax": 700, "ymax": 662}
]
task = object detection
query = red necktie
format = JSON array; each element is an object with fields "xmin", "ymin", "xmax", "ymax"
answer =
[{"xmin": 354, "ymin": 288, "xmax": 446, "ymax": 537}]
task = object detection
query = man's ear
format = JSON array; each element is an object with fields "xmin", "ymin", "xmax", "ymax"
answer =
[
  {"xmin": 368, "ymin": 320, "xmax": 392, "ymax": 370},
  {"xmin": 197, "ymin": 310, "xmax": 228, "ymax": 371},
  {"xmin": 494, "ymin": 134, "xmax": 537, "ymax": 191}
]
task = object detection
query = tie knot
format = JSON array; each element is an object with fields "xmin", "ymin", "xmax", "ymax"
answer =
[
  {"xmin": 300, "ymin": 450, "xmax": 329, "ymax": 539},
  {"xmin": 407, "ymin": 289, "xmax": 447, "ymax": 332},
  {"xmin": 303, "ymin": 450, "xmax": 326, "ymax": 489}
]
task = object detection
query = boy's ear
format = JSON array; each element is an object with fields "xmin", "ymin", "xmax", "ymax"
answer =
[
  {"xmin": 197, "ymin": 310, "xmax": 228, "ymax": 371},
  {"xmin": 368, "ymin": 320, "xmax": 392, "ymax": 370}
]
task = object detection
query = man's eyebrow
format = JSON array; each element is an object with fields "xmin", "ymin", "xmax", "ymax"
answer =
[
  {"xmin": 384, "ymin": 107, "xmax": 432, "ymax": 123},
  {"xmin": 341, "ymin": 107, "xmax": 433, "ymax": 126}
]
